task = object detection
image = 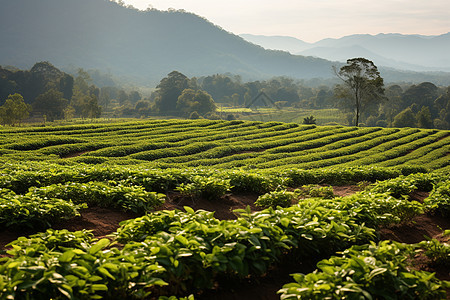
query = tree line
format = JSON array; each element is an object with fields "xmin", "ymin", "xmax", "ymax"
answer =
[
  {"xmin": 1, "ymin": 60, "xmax": 449, "ymax": 129},
  {"xmin": 0, "ymin": 62, "xmax": 102, "ymax": 125}
]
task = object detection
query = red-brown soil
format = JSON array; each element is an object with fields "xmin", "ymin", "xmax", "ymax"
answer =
[{"xmin": 1, "ymin": 187, "xmax": 449, "ymax": 299}]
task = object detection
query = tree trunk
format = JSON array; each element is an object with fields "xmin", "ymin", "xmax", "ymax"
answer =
[{"xmin": 355, "ymin": 90, "xmax": 360, "ymax": 126}]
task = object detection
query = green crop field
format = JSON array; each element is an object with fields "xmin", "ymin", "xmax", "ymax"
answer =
[
  {"xmin": 0, "ymin": 119, "xmax": 448, "ymax": 172},
  {"xmin": 221, "ymin": 107, "xmax": 345, "ymax": 124},
  {"xmin": 0, "ymin": 119, "xmax": 449, "ymax": 299}
]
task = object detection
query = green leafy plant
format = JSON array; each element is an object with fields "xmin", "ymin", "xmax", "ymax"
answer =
[
  {"xmin": 418, "ymin": 237, "xmax": 450, "ymax": 268},
  {"xmin": 1, "ymin": 229, "xmax": 167, "ymax": 299},
  {"xmin": 424, "ymin": 179, "xmax": 450, "ymax": 217},
  {"xmin": 278, "ymin": 241, "xmax": 449, "ymax": 300},
  {"xmin": 175, "ymin": 176, "xmax": 232, "ymax": 201},
  {"xmin": 29, "ymin": 181, "xmax": 166, "ymax": 213},
  {"xmin": 0, "ymin": 194, "xmax": 84, "ymax": 229},
  {"xmin": 295, "ymin": 184, "xmax": 335, "ymax": 199},
  {"xmin": 255, "ymin": 190, "xmax": 295, "ymax": 208}
]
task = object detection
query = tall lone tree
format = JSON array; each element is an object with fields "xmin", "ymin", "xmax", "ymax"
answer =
[{"xmin": 334, "ymin": 58, "xmax": 385, "ymax": 126}]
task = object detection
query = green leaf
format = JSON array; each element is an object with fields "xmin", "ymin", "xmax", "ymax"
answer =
[
  {"xmin": 249, "ymin": 227, "xmax": 262, "ymax": 234},
  {"xmin": 102, "ymin": 263, "xmax": 119, "ymax": 271},
  {"xmin": 175, "ymin": 235, "xmax": 188, "ymax": 246},
  {"xmin": 59, "ymin": 250, "xmax": 76, "ymax": 263},
  {"xmin": 91, "ymin": 284, "xmax": 108, "ymax": 291},
  {"xmin": 280, "ymin": 217, "xmax": 290, "ymax": 227},
  {"xmin": 184, "ymin": 206, "xmax": 195, "ymax": 214},
  {"xmin": 89, "ymin": 275, "xmax": 103, "ymax": 282},
  {"xmin": 57, "ymin": 286, "xmax": 72, "ymax": 299},
  {"xmin": 7, "ymin": 262, "xmax": 21, "ymax": 269},
  {"xmin": 89, "ymin": 238, "xmax": 110, "ymax": 254},
  {"xmin": 97, "ymin": 267, "xmax": 116, "ymax": 280},
  {"xmin": 301, "ymin": 233, "xmax": 313, "ymax": 240},
  {"xmin": 368, "ymin": 267, "xmax": 387, "ymax": 280}
]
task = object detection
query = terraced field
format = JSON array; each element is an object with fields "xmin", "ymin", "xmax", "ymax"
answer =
[
  {"xmin": 0, "ymin": 119, "xmax": 449, "ymax": 172},
  {"xmin": 0, "ymin": 119, "xmax": 449, "ymax": 299}
]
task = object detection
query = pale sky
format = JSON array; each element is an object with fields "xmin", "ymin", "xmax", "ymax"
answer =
[{"xmin": 119, "ymin": 0, "xmax": 450, "ymax": 43}]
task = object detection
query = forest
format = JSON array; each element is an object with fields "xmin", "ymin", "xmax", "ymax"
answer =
[{"xmin": 0, "ymin": 61, "xmax": 449, "ymax": 129}]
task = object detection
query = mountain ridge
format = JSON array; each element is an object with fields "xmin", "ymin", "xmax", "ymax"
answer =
[
  {"xmin": 240, "ymin": 33, "xmax": 450, "ymax": 72},
  {"xmin": 1, "ymin": 0, "xmax": 449, "ymax": 86},
  {"xmin": 0, "ymin": 0, "xmax": 335, "ymax": 85}
]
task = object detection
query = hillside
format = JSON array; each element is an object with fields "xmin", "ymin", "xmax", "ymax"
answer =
[
  {"xmin": 241, "ymin": 33, "xmax": 450, "ymax": 73},
  {"xmin": 0, "ymin": 0, "xmax": 334, "ymax": 85},
  {"xmin": 1, "ymin": 119, "xmax": 449, "ymax": 172}
]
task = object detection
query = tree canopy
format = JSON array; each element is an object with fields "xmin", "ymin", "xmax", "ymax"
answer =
[
  {"xmin": 154, "ymin": 71, "xmax": 190, "ymax": 114},
  {"xmin": 0, "ymin": 93, "xmax": 31, "ymax": 126},
  {"xmin": 334, "ymin": 58, "xmax": 385, "ymax": 126},
  {"xmin": 33, "ymin": 89, "xmax": 68, "ymax": 121},
  {"xmin": 176, "ymin": 89, "xmax": 216, "ymax": 117}
]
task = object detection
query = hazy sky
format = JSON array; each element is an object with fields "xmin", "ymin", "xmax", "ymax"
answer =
[{"xmin": 119, "ymin": 0, "xmax": 449, "ymax": 42}]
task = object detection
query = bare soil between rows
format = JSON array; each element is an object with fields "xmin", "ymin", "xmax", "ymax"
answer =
[{"xmin": 1, "ymin": 187, "xmax": 449, "ymax": 299}]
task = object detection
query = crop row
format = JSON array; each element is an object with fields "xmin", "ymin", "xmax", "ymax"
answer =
[
  {"xmin": 204, "ymin": 128, "xmax": 428, "ymax": 169},
  {"xmin": 2, "ymin": 171, "xmax": 449, "ymax": 299},
  {"xmin": 88, "ymin": 123, "xmax": 318, "ymax": 159},
  {"xmin": 279, "ymin": 240, "xmax": 449, "ymax": 299},
  {"xmin": 0, "ymin": 163, "xmax": 428, "ymax": 195},
  {"xmin": 1, "ymin": 162, "xmax": 445, "ymax": 234},
  {"xmin": 2, "ymin": 120, "xmax": 448, "ymax": 172},
  {"xmin": 0, "ymin": 180, "xmax": 166, "ymax": 229}
]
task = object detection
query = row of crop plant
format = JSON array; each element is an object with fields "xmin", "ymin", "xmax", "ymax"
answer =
[
  {"xmin": 1, "ymin": 171, "xmax": 449, "ymax": 299},
  {"xmin": 2, "ymin": 120, "xmax": 448, "ymax": 172},
  {"xmin": 0, "ymin": 163, "xmax": 445, "ymax": 230}
]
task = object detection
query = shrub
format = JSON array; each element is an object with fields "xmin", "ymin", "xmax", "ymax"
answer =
[
  {"xmin": 255, "ymin": 190, "xmax": 295, "ymax": 208},
  {"xmin": 176, "ymin": 176, "xmax": 232, "ymax": 201},
  {"xmin": 295, "ymin": 184, "xmax": 335, "ymax": 199},
  {"xmin": 424, "ymin": 179, "xmax": 450, "ymax": 217},
  {"xmin": 278, "ymin": 241, "xmax": 449, "ymax": 300}
]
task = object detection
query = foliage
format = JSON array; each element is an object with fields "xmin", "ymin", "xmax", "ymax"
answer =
[
  {"xmin": 0, "ymin": 120, "xmax": 447, "ymax": 172},
  {"xmin": 366, "ymin": 172, "xmax": 440, "ymax": 198},
  {"xmin": 278, "ymin": 240, "xmax": 449, "ymax": 300},
  {"xmin": 255, "ymin": 190, "xmax": 295, "ymax": 208},
  {"xmin": 294, "ymin": 184, "xmax": 335, "ymax": 199},
  {"xmin": 418, "ymin": 237, "xmax": 450, "ymax": 268},
  {"xmin": 0, "ymin": 93, "xmax": 31, "ymax": 126},
  {"xmin": 70, "ymin": 69, "xmax": 102, "ymax": 119},
  {"xmin": 416, "ymin": 106, "xmax": 434, "ymax": 129},
  {"xmin": 115, "ymin": 202, "xmax": 375, "ymax": 293},
  {"xmin": 0, "ymin": 196, "xmax": 378, "ymax": 299},
  {"xmin": 224, "ymin": 170, "xmax": 282, "ymax": 194},
  {"xmin": 424, "ymin": 179, "xmax": 450, "ymax": 217},
  {"xmin": 334, "ymin": 58, "xmax": 385, "ymax": 126},
  {"xmin": 176, "ymin": 89, "xmax": 216, "ymax": 117},
  {"xmin": 392, "ymin": 107, "xmax": 417, "ymax": 128},
  {"xmin": 302, "ymin": 115, "xmax": 316, "ymax": 124},
  {"xmin": 154, "ymin": 71, "xmax": 190, "ymax": 114},
  {"xmin": 1, "ymin": 148, "xmax": 449, "ymax": 298},
  {"xmin": 175, "ymin": 176, "xmax": 232, "ymax": 201},
  {"xmin": 0, "ymin": 229, "xmax": 167, "ymax": 299},
  {"xmin": 29, "ymin": 181, "xmax": 166, "ymax": 213},
  {"xmin": 33, "ymin": 89, "xmax": 69, "ymax": 121},
  {"xmin": 0, "ymin": 192, "xmax": 83, "ymax": 229}
]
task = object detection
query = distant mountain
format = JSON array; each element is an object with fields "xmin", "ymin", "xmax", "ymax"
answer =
[
  {"xmin": 239, "ymin": 34, "xmax": 311, "ymax": 54},
  {"xmin": 0, "ymin": 0, "xmax": 335, "ymax": 85},
  {"xmin": 298, "ymin": 45, "xmax": 433, "ymax": 72},
  {"xmin": 240, "ymin": 33, "xmax": 450, "ymax": 72},
  {"xmin": 1, "ymin": 0, "xmax": 448, "ymax": 87}
]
